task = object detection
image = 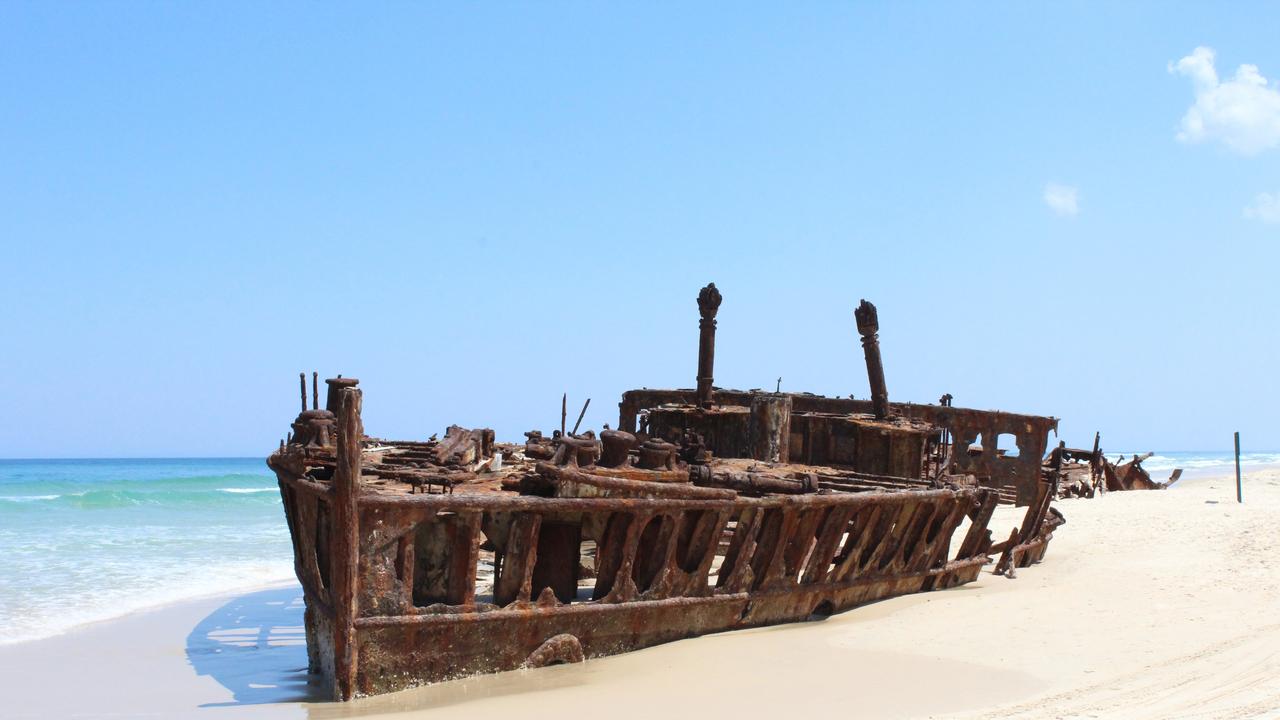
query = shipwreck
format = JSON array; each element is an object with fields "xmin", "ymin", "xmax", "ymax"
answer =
[
  {"xmin": 268, "ymin": 284, "xmax": 1066, "ymax": 700},
  {"xmin": 1051, "ymin": 433, "xmax": 1183, "ymax": 499}
]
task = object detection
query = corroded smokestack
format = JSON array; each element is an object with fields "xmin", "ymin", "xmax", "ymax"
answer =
[
  {"xmin": 696, "ymin": 282, "xmax": 722, "ymax": 409},
  {"xmin": 854, "ymin": 299, "xmax": 889, "ymax": 419}
]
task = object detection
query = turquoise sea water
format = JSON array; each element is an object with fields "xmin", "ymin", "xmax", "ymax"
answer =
[
  {"xmin": 1, "ymin": 451, "xmax": 1276, "ymax": 646},
  {"xmin": 1104, "ymin": 450, "xmax": 1280, "ymax": 478},
  {"xmin": 0, "ymin": 458, "xmax": 292, "ymax": 645}
]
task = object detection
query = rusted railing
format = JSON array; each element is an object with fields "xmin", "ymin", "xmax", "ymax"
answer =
[{"xmin": 271, "ymin": 388, "xmax": 997, "ymax": 699}]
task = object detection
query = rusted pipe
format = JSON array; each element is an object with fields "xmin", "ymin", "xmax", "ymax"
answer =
[
  {"xmin": 690, "ymin": 466, "xmax": 817, "ymax": 495},
  {"xmin": 854, "ymin": 299, "xmax": 889, "ymax": 419},
  {"xmin": 696, "ymin": 283, "xmax": 722, "ymax": 409},
  {"xmin": 542, "ymin": 463, "xmax": 735, "ymax": 500}
]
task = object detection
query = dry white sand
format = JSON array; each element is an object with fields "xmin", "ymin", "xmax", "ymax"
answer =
[{"xmin": 2, "ymin": 468, "xmax": 1277, "ymax": 719}]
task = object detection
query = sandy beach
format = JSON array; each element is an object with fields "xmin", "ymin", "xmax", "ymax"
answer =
[
  {"xmin": 2, "ymin": 467, "xmax": 1277, "ymax": 720},
  {"xmin": 7, "ymin": 5, "xmax": 1278, "ymax": 718}
]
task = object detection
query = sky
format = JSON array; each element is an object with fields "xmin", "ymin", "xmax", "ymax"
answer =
[{"xmin": 1, "ymin": 3, "xmax": 1277, "ymax": 457}]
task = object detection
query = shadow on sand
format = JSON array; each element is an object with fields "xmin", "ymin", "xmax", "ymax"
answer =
[
  {"xmin": 186, "ymin": 584, "xmax": 325, "ymax": 707},
  {"xmin": 184, "ymin": 584, "xmax": 591, "ymax": 715}
]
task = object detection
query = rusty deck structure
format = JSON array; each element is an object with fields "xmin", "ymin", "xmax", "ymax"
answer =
[{"xmin": 268, "ymin": 284, "xmax": 1065, "ymax": 700}]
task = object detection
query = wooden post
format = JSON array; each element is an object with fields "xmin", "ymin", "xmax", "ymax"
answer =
[
  {"xmin": 1235, "ymin": 431, "xmax": 1242, "ymax": 504},
  {"xmin": 331, "ymin": 387, "xmax": 362, "ymax": 700},
  {"xmin": 299, "ymin": 372, "xmax": 307, "ymax": 413},
  {"xmin": 561, "ymin": 393, "xmax": 567, "ymax": 437},
  {"xmin": 312, "ymin": 371, "xmax": 319, "ymax": 410}
]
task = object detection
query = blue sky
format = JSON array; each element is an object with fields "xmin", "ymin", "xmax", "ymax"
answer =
[{"xmin": 1, "ymin": 3, "xmax": 1277, "ymax": 457}]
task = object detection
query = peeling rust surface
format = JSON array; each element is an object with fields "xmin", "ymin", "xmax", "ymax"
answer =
[{"xmin": 268, "ymin": 283, "xmax": 1065, "ymax": 700}]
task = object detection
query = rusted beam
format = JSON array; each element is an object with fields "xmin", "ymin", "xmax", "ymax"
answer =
[
  {"xmin": 716, "ymin": 508, "xmax": 762, "ymax": 592},
  {"xmin": 331, "ymin": 386, "xmax": 362, "ymax": 701},
  {"xmin": 362, "ymin": 464, "xmax": 473, "ymax": 491},
  {"xmin": 357, "ymin": 485, "xmax": 966, "ymax": 512},
  {"xmin": 571, "ymin": 398, "xmax": 590, "ymax": 436},
  {"xmin": 801, "ymin": 506, "xmax": 854, "ymax": 584},
  {"xmin": 829, "ymin": 505, "xmax": 883, "ymax": 582},
  {"xmin": 1090, "ymin": 431, "xmax": 1101, "ymax": 489},
  {"xmin": 955, "ymin": 491, "xmax": 997, "ymax": 560},
  {"xmin": 493, "ymin": 513, "xmax": 541, "ymax": 606}
]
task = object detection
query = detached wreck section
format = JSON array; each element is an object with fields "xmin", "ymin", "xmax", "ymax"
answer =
[
  {"xmin": 1052, "ymin": 433, "xmax": 1184, "ymax": 499},
  {"xmin": 268, "ymin": 284, "xmax": 1066, "ymax": 700}
]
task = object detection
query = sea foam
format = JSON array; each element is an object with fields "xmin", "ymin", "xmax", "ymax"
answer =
[{"xmin": 0, "ymin": 458, "xmax": 294, "ymax": 645}]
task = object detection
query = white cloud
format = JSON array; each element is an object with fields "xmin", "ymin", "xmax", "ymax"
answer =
[
  {"xmin": 1043, "ymin": 182, "xmax": 1079, "ymax": 217},
  {"xmin": 1244, "ymin": 191, "xmax": 1280, "ymax": 224},
  {"xmin": 1169, "ymin": 46, "xmax": 1280, "ymax": 156}
]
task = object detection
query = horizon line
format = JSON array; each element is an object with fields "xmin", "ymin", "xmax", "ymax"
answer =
[{"xmin": 3, "ymin": 449, "xmax": 1279, "ymax": 462}]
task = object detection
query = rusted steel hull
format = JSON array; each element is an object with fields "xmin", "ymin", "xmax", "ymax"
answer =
[
  {"xmin": 1104, "ymin": 454, "xmax": 1164, "ymax": 491},
  {"xmin": 268, "ymin": 284, "xmax": 1065, "ymax": 700},
  {"xmin": 994, "ymin": 507, "xmax": 1065, "ymax": 577},
  {"xmin": 351, "ymin": 561, "xmax": 983, "ymax": 695},
  {"xmin": 272, "ymin": 463, "xmax": 995, "ymax": 699}
]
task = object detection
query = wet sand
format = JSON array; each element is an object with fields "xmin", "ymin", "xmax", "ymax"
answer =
[{"xmin": 1, "ymin": 468, "xmax": 1277, "ymax": 719}]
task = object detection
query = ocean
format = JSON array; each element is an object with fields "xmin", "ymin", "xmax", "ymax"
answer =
[
  {"xmin": 1, "ymin": 450, "xmax": 1276, "ymax": 646},
  {"xmin": 0, "ymin": 458, "xmax": 292, "ymax": 646},
  {"xmin": 1104, "ymin": 450, "xmax": 1280, "ymax": 478}
]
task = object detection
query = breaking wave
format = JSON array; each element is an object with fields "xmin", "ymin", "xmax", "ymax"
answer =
[
  {"xmin": 1108, "ymin": 451, "xmax": 1280, "ymax": 477},
  {"xmin": 0, "ymin": 458, "xmax": 294, "ymax": 645}
]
